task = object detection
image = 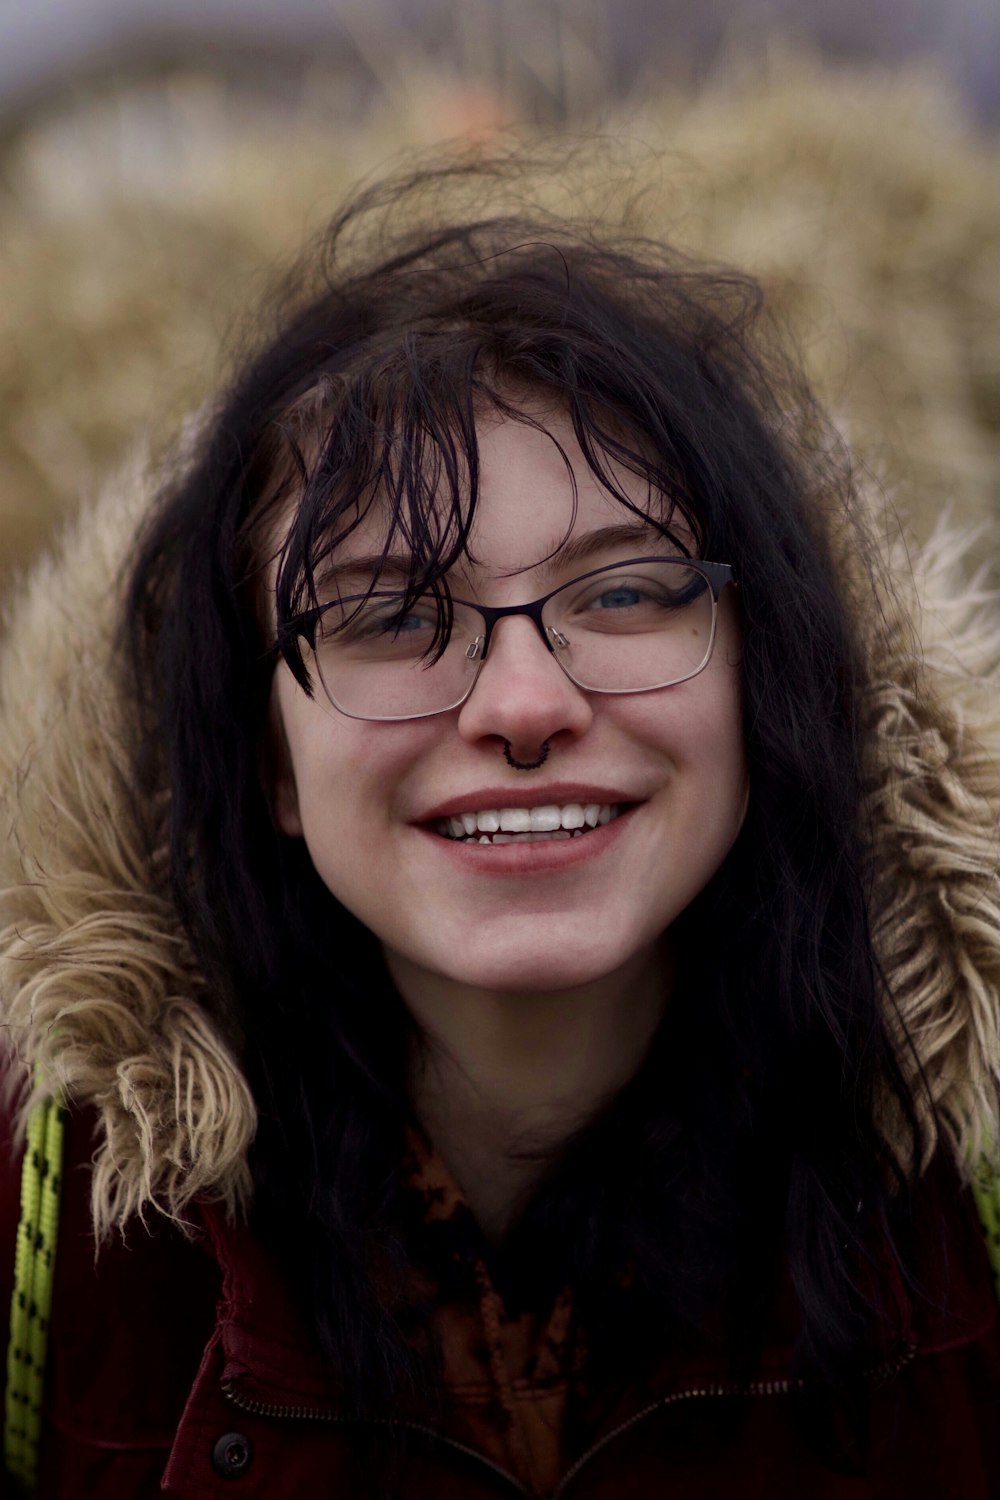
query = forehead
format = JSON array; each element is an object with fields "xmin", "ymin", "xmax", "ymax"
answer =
[
  {"xmin": 468, "ymin": 414, "xmax": 646, "ymax": 573},
  {"xmin": 326, "ymin": 409, "xmax": 692, "ymax": 585}
]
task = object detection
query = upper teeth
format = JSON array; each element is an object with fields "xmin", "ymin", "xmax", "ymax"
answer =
[{"xmin": 437, "ymin": 803, "xmax": 617, "ymax": 838}]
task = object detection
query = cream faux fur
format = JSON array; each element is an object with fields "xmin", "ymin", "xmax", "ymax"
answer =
[
  {"xmin": 0, "ymin": 451, "xmax": 254, "ymax": 1235},
  {"xmin": 860, "ymin": 514, "xmax": 1000, "ymax": 1169},
  {"xmin": 0, "ymin": 456, "xmax": 997, "ymax": 1235}
]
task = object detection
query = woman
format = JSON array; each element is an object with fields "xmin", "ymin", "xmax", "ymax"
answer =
[{"xmin": 1, "ymin": 153, "xmax": 998, "ymax": 1498}]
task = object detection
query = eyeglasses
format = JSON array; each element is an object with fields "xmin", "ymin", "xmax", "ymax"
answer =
[{"xmin": 294, "ymin": 556, "xmax": 736, "ymax": 722}]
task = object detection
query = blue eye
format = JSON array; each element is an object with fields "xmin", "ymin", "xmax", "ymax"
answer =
[
  {"xmin": 317, "ymin": 594, "xmax": 439, "ymax": 651},
  {"xmin": 593, "ymin": 586, "xmax": 644, "ymax": 610},
  {"xmin": 356, "ymin": 608, "xmax": 436, "ymax": 645}
]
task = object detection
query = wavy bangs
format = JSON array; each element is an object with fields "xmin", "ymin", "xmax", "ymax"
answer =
[{"xmin": 260, "ymin": 308, "xmax": 723, "ymax": 695}]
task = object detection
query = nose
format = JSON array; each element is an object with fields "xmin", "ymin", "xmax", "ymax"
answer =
[{"xmin": 456, "ymin": 614, "xmax": 593, "ymax": 757}]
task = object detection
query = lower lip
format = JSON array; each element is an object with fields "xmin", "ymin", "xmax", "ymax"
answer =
[{"xmin": 415, "ymin": 806, "xmax": 636, "ymax": 874}]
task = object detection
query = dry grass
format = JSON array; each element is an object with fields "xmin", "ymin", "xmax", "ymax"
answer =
[{"xmin": 0, "ymin": 45, "xmax": 996, "ymax": 587}]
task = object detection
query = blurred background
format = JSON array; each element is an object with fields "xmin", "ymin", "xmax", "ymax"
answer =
[{"xmin": 1, "ymin": 0, "xmax": 997, "ymax": 586}]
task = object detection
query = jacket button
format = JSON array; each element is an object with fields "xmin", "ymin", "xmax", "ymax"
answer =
[{"xmin": 212, "ymin": 1432, "xmax": 253, "ymax": 1478}]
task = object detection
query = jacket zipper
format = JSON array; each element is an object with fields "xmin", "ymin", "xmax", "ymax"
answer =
[
  {"xmin": 222, "ymin": 1342, "xmax": 916, "ymax": 1499},
  {"xmin": 554, "ymin": 1342, "xmax": 916, "ymax": 1496},
  {"xmin": 221, "ymin": 1380, "xmax": 531, "ymax": 1495},
  {"xmin": 554, "ymin": 1377, "xmax": 801, "ymax": 1495}
]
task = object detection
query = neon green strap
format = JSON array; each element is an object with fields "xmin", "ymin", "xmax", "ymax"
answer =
[
  {"xmin": 4, "ymin": 1094, "xmax": 64, "ymax": 1493},
  {"xmin": 971, "ymin": 1154, "xmax": 1000, "ymax": 1303}
]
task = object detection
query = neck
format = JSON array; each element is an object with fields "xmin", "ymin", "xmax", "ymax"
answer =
[{"xmin": 390, "ymin": 945, "xmax": 670, "ymax": 1243}]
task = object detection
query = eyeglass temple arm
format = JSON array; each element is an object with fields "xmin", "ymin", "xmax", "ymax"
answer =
[{"xmin": 697, "ymin": 561, "xmax": 736, "ymax": 594}]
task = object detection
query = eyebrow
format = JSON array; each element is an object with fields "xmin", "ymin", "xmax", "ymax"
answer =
[
  {"xmin": 543, "ymin": 523, "xmax": 686, "ymax": 569},
  {"xmin": 313, "ymin": 523, "xmax": 685, "ymax": 594},
  {"xmin": 316, "ymin": 555, "xmax": 414, "ymax": 588}
]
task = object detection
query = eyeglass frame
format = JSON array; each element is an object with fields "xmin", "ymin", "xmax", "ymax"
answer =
[{"xmin": 288, "ymin": 555, "xmax": 738, "ymax": 722}]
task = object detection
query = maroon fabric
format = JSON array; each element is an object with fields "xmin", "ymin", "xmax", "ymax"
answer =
[
  {"xmin": 3, "ymin": 1100, "xmax": 222, "ymax": 1499},
  {"xmin": 2, "ymin": 1102, "xmax": 999, "ymax": 1499}
]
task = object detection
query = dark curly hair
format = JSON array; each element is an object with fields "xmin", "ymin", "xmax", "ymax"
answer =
[{"xmin": 122, "ymin": 147, "xmax": 927, "ymax": 1471}]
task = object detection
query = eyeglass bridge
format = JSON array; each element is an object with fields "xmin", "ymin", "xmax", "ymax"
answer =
[{"xmin": 464, "ymin": 624, "xmax": 569, "ymax": 662}]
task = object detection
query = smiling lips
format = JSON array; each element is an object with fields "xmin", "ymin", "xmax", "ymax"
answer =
[{"xmin": 435, "ymin": 802, "xmax": 622, "ymax": 844}]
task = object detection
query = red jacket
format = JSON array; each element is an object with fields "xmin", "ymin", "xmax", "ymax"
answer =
[{"xmin": 9, "ymin": 1100, "xmax": 999, "ymax": 1500}]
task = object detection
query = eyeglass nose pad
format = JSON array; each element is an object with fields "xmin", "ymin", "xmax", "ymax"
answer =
[
  {"xmin": 466, "ymin": 637, "xmax": 484, "ymax": 661},
  {"xmin": 546, "ymin": 626, "xmax": 570, "ymax": 651}
]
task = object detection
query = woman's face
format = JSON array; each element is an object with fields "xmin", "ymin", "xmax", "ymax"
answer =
[{"xmin": 271, "ymin": 410, "xmax": 748, "ymax": 998}]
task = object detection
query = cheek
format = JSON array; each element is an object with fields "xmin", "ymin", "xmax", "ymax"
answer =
[
  {"xmin": 635, "ymin": 657, "xmax": 744, "ymax": 765},
  {"xmin": 668, "ymin": 688, "xmax": 748, "ymax": 908},
  {"xmin": 275, "ymin": 716, "xmax": 381, "ymax": 903},
  {"xmin": 633, "ymin": 664, "xmax": 748, "ymax": 841},
  {"xmin": 696, "ymin": 630, "xmax": 745, "ymax": 761},
  {"xmin": 269, "ymin": 670, "xmax": 347, "ymax": 840},
  {"xmin": 271, "ymin": 666, "xmax": 436, "ymax": 860}
]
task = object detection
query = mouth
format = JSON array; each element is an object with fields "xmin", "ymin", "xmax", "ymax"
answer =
[{"xmin": 432, "ymin": 801, "xmax": 627, "ymax": 846}]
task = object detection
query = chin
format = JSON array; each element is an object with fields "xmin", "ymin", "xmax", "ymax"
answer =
[{"xmin": 443, "ymin": 948, "xmax": 629, "ymax": 996}]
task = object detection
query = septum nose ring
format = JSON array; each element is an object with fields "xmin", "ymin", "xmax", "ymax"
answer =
[{"xmin": 503, "ymin": 740, "xmax": 551, "ymax": 771}]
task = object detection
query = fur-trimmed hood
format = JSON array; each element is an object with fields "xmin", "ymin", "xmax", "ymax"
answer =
[{"xmin": 1, "ymin": 453, "xmax": 998, "ymax": 1236}]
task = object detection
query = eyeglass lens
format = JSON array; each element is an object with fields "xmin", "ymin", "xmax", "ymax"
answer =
[{"xmin": 310, "ymin": 559, "xmax": 716, "ymax": 720}]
